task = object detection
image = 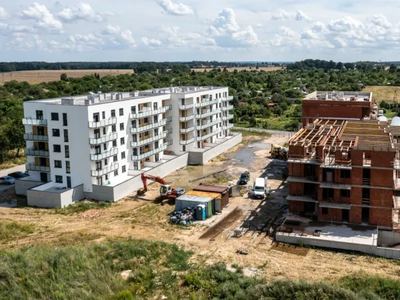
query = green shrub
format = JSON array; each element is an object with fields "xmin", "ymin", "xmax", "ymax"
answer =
[
  {"xmin": 0, "ymin": 221, "xmax": 34, "ymax": 241},
  {"xmin": 116, "ymin": 290, "xmax": 134, "ymax": 300}
]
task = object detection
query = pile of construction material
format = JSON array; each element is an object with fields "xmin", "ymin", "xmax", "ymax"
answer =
[{"xmin": 170, "ymin": 207, "xmax": 196, "ymax": 225}]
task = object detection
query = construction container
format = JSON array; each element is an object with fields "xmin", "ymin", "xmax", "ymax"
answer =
[
  {"xmin": 196, "ymin": 204, "xmax": 206, "ymax": 220},
  {"xmin": 185, "ymin": 190, "xmax": 222, "ymax": 212},
  {"xmin": 193, "ymin": 185, "xmax": 230, "ymax": 208},
  {"xmin": 175, "ymin": 195, "xmax": 214, "ymax": 218}
]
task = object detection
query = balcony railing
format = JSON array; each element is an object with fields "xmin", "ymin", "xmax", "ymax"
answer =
[
  {"xmin": 131, "ymin": 144, "xmax": 167, "ymax": 161},
  {"xmin": 88, "ymin": 118, "xmax": 117, "ymax": 128},
  {"xmin": 195, "ymin": 99, "xmax": 219, "ymax": 108},
  {"xmin": 223, "ymin": 124, "xmax": 234, "ymax": 130},
  {"xmin": 200, "ymin": 109, "xmax": 221, "ymax": 118},
  {"xmin": 362, "ymin": 178, "xmax": 371, "ymax": 186},
  {"xmin": 130, "ymin": 119, "xmax": 167, "ymax": 134},
  {"xmin": 222, "ymin": 105, "xmax": 234, "ymax": 111},
  {"xmin": 91, "ymin": 163, "xmax": 119, "ymax": 177},
  {"xmin": 24, "ymin": 133, "xmax": 48, "ymax": 141},
  {"xmin": 165, "ymin": 128, "xmax": 173, "ymax": 134},
  {"xmin": 180, "ymin": 138, "xmax": 195, "ymax": 145},
  {"xmin": 180, "ymin": 126, "xmax": 195, "ymax": 133},
  {"xmin": 362, "ymin": 198, "xmax": 370, "ymax": 205},
  {"xmin": 198, "ymin": 120, "xmax": 219, "ymax": 130},
  {"xmin": 131, "ymin": 131, "xmax": 168, "ymax": 147},
  {"xmin": 196, "ymin": 130, "xmax": 220, "ymax": 141},
  {"xmin": 90, "ymin": 148, "xmax": 118, "ymax": 161},
  {"xmin": 165, "ymin": 140, "xmax": 173, "ymax": 146},
  {"xmin": 89, "ymin": 133, "xmax": 118, "ymax": 145},
  {"xmin": 22, "ymin": 118, "xmax": 47, "ymax": 126},
  {"xmin": 25, "ymin": 148, "xmax": 49, "ymax": 157},
  {"xmin": 179, "ymin": 115, "xmax": 195, "ymax": 122},
  {"xmin": 179, "ymin": 104, "xmax": 194, "ymax": 110},
  {"xmin": 26, "ymin": 163, "xmax": 50, "ymax": 172},
  {"xmin": 130, "ymin": 106, "xmax": 172, "ymax": 119},
  {"xmin": 166, "ymin": 117, "xmax": 173, "ymax": 123}
]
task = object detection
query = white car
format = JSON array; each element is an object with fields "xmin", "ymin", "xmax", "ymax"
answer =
[{"xmin": 0, "ymin": 176, "xmax": 15, "ymax": 185}]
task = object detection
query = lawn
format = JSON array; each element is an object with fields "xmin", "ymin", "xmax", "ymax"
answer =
[{"xmin": 363, "ymin": 86, "xmax": 400, "ymax": 102}]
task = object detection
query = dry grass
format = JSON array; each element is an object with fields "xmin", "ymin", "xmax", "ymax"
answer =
[
  {"xmin": 0, "ymin": 149, "xmax": 26, "ymax": 170},
  {"xmin": 0, "ymin": 69, "xmax": 134, "ymax": 85},
  {"xmin": 191, "ymin": 67, "xmax": 282, "ymax": 73},
  {"xmin": 363, "ymin": 86, "xmax": 400, "ymax": 102}
]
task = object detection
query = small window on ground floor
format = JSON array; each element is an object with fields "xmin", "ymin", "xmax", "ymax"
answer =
[
  {"xmin": 55, "ymin": 175, "xmax": 63, "ymax": 183},
  {"xmin": 322, "ymin": 207, "xmax": 328, "ymax": 215}
]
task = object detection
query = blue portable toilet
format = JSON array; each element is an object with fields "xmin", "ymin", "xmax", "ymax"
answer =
[{"xmin": 196, "ymin": 204, "xmax": 206, "ymax": 220}]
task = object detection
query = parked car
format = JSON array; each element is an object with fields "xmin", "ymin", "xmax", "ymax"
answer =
[
  {"xmin": 8, "ymin": 171, "xmax": 29, "ymax": 179},
  {"xmin": 0, "ymin": 176, "xmax": 15, "ymax": 185},
  {"xmin": 173, "ymin": 188, "xmax": 186, "ymax": 197},
  {"xmin": 238, "ymin": 171, "xmax": 250, "ymax": 185}
]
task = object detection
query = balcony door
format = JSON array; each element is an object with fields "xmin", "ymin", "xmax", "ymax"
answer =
[{"xmin": 40, "ymin": 172, "xmax": 48, "ymax": 183}]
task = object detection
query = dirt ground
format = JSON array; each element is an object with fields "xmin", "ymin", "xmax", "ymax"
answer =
[
  {"xmin": 0, "ymin": 69, "xmax": 134, "ymax": 85},
  {"xmin": 1, "ymin": 133, "xmax": 400, "ymax": 282}
]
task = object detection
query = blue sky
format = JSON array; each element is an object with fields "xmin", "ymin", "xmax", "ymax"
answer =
[{"xmin": 0, "ymin": 0, "xmax": 399, "ymax": 62}]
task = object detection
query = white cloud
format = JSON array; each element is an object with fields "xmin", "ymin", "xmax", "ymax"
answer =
[
  {"xmin": 208, "ymin": 8, "xmax": 259, "ymax": 47},
  {"xmin": 99, "ymin": 25, "xmax": 136, "ymax": 49},
  {"xmin": 0, "ymin": 6, "xmax": 6, "ymax": 20},
  {"xmin": 58, "ymin": 2, "xmax": 113, "ymax": 23},
  {"xmin": 20, "ymin": 2, "xmax": 63, "ymax": 33},
  {"xmin": 0, "ymin": 23, "xmax": 33, "ymax": 36},
  {"xmin": 141, "ymin": 37, "xmax": 163, "ymax": 47},
  {"xmin": 271, "ymin": 9, "xmax": 291, "ymax": 21},
  {"xmin": 156, "ymin": 0, "xmax": 194, "ymax": 16},
  {"xmin": 296, "ymin": 10, "xmax": 311, "ymax": 22},
  {"xmin": 101, "ymin": 24, "xmax": 121, "ymax": 35},
  {"xmin": 255, "ymin": 23, "xmax": 263, "ymax": 28}
]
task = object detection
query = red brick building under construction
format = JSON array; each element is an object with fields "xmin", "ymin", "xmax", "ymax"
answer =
[
  {"xmin": 302, "ymin": 91, "xmax": 375, "ymax": 126},
  {"xmin": 287, "ymin": 118, "xmax": 398, "ymax": 228}
]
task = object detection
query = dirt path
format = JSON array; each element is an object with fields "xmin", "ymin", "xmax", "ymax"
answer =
[{"xmin": 1, "ymin": 133, "xmax": 400, "ymax": 282}]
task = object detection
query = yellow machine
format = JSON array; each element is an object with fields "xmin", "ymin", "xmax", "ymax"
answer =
[{"xmin": 270, "ymin": 145, "xmax": 288, "ymax": 160}]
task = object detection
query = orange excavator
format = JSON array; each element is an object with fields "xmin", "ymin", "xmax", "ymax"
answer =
[{"xmin": 139, "ymin": 173, "xmax": 186, "ymax": 200}]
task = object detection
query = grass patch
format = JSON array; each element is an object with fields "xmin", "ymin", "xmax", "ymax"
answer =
[
  {"xmin": 363, "ymin": 85, "xmax": 400, "ymax": 102},
  {"xmin": 0, "ymin": 149, "xmax": 27, "ymax": 170},
  {"xmin": 53, "ymin": 201, "xmax": 111, "ymax": 215},
  {"xmin": 232, "ymin": 128, "xmax": 271, "ymax": 138},
  {"xmin": 384, "ymin": 108, "xmax": 398, "ymax": 118},
  {"xmin": 0, "ymin": 221, "xmax": 34, "ymax": 241}
]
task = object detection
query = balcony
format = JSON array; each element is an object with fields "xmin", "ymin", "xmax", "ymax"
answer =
[
  {"xmin": 22, "ymin": 117, "xmax": 47, "ymax": 126},
  {"xmin": 89, "ymin": 133, "xmax": 118, "ymax": 145},
  {"xmin": 200, "ymin": 109, "xmax": 221, "ymax": 118},
  {"xmin": 88, "ymin": 118, "xmax": 117, "ymax": 128},
  {"xmin": 198, "ymin": 120, "xmax": 219, "ymax": 130},
  {"xmin": 180, "ymin": 138, "xmax": 195, "ymax": 145},
  {"xmin": 179, "ymin": 104, "xmax": 195, "ymax": 110},
  {"xmin": 25, "ymin": 148, "xmax": 49, "ymax": 157},
  {"xmin": 131, "ymin": 144, "xmax": 167, "ymax": 161},
  {"xmin": 130, "ymin": 106, "xmax": 171, "ymax": 119},
  {"xmin": 24, "ymin": 133, "xmax": 48, "ymax": 141},
  {"xmin": 362, "ymin": 178, "xmax": 371, "ymax": 186},
  {"xmin": 196, "ymin": 129, "xmax": 221, "ymax": 141},
  {"xmin": 130, "ymin": 119, "xmax": 167, "ymax": 134},
  {"xmin": 179, "ymin": 115, "xmax": 195, "ymax": 122},
  {"xmin": 165, "ymin": 140, "xmax": 173, "ymax": 146},
  {"xmin": 362, "ymin": 198, "xmax": 370, "ymax": 205},
  {"xmin": 131, "ymin": 131, "xmax": 168, "ymax": 147},
  {"xmin": 195, "ymin": 99, "xmax": 219, "ymax": 108},
  {"xmin": 91, "ymin": 163, "xmax": 119, "ymax": 177},
  {"xmin": 90, "ymin": 148, "xmax": 118, "ymax": 161},
  {"xmin": 223, "ymin": 123, "xmax": 234, "ymax": 130},
  {"xmin": 180, "ymin": 126, "xmax": 195, "ymax": 133},
  {"xmin": 222, "ymin": 115, "xmax": 233, "ymax": 121},
  {"xmin": 222, "ymin": 105, "xmax": 234, "ymax": 111},
  {"xmin": 166, "ymin": 117, "xmax": 173, "ymax": 123},
  {"xmin": 26, "ymin": 163, "xmax": 50, "ymax": 172}
]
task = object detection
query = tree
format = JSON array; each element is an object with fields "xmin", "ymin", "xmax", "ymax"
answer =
[{"xmin": 60, "ymin": 73, "xmax": 68, "ymax": 81}]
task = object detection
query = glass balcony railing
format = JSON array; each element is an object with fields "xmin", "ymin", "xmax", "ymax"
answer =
[
  {"xmin": 131, "ymin": 131, "xmax": 168, "ymax": 147},
  {"xmin": 130, "ymin": 105, "xmax": 172, "ymax": 119},
  {"xmin": 179, "ymin": 115, "xmax": 195, "ymax": 122},
  {"xmin": 89, "ymin": 133, "xmax": 118, "ymax": 145},
  {"xmin": 91, "ymin": 163, "xmax": 119, "ymax": 177},
  {"xmin": 26, "ymin": 163, "xmax": 50, "ymax": 172},
  {"xmin": 24, "ymin": 133, "xmax": 48, "ymax": 141},
  {"xmin": 90, "ymin": 148, "xmax": 118, "ymax": 161},
  {"xmin": 198, "ymin": 120, "xmax": 219, "ymax": 130},
  {"xmin": 196, "ymin": 129, "xmax": 221, "ymax": 141},
  {"xmin": 179, "ymin": 138, "xmax": 195, "ymax": 145},
  {"xmin": 22, "ymin": 118, "xmax": 47, "ymax": 126},
  {"xmin": 131, "ymin": 144, "xmax": 167, "ymax": 161},
  {"xmin": 195, "ymin": 99, "xmax": 219, "ymax": 108},
  {"xmin": 222, "ymin": 105, "xmax": 234, "ymax": 111},
  {"xmin": 179, "ymin": 104, "xmax": 194, "ymax": 110},
  {"xmin": 130, "ymin": 119, "xmax": 167, "ymax": 134},
  {"xmin": 25, "ymin": 148, "xmax": 49, "ymax": 157},
  {"xmin": 179, "ymin": 126, "xmax": 195, "ymax": 133},
  {"xmin": 88, "ymin": 118, "xmax": 117, "ymax": 128}
]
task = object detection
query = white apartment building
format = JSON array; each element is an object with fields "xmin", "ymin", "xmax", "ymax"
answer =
[{"xmin": 17, "ymin": 86, "xmax": 241, "ymax": 208}]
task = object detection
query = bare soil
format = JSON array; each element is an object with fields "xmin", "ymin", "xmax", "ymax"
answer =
[
  {"xmin": 1, "ymin": 133, "xmax": 400, "ymax": 282},
  {"xmin": 0, "ymin": 69, "xmax": 134, "ymax": 85}
]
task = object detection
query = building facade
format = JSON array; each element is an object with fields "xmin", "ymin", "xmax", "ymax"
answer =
[
  {"xmin": 287, "ymin": 118, "xmax": 396, "ymax": 228},
  {"xmin": 20, "ymin": 86, "xmax": 239, "ymax": 207}
]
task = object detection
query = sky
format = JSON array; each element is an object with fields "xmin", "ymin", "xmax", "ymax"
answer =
[{"xmin": 1, "ymin": 0, "xmax": 400, "ymax": 62}]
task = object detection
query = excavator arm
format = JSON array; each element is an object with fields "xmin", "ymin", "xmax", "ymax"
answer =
[{"xmin": 140, "ymin": 173, "xmax": 167, "ymax": 192}]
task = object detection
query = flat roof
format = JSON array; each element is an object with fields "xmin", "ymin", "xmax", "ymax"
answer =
[
  {"xmin": 26, "ymin": 86, "xmax": 227, "ymax": 106},
  {"xmin": 193, "ymin": 184, "xmax": 229, "ymax": 193},
  {"xmin": 304, "ymin": 91, "xmax": 372, "ymax": 102}
]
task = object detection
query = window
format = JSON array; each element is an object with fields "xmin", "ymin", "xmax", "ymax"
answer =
[
  {"xmin": 112, "ymin": 140, "xmax": 117, "ymax": 147},
  {"xmin": 51, "ymin": 113, "xmax": 59, "ymax": 121},
  {"xmin": 52, "ymin": 129, "xmax": 60, "ymax": 137},
  {"xmin": 96, "ymin": 161, "xmax": 102, "ymax": 170},
  {"xmin": 105, "ymin": 175, "xmax": 108, "ymax": 180},
  {"xmin": 103, "ymin": 143, "xmax": 107, "ymax": 150},
  {"xmin": 63, "ymin": 113, "xmax": 68, "ymax": 126},
  {"xmin": 66, "ymin": 161, "xmax": 70, "ymax": 174},
  {"xmin": 341, "ymin": 190, "xmax": 350, "ymax": 197},
  {"xmin": 131, "ymin": 106, "xmax": 136, "ymax": 114},
  {"xmin": 104, "ymin": 159, "xmax": 108, "ymax": 166},
  {"xmin": 36, "ymin": 110, "xmax": 43, "ymax": 120},
  {"xmin": 120, "ymin": 123, "xmax": 124, "ymax": 131},
  {"xmin": 114, "ymin": 169, "xmax": 119, "ymax": 176},
  {"xmin": 102, "ymin": 111, "xmax": 105, "ymax": 119},
  {"xmin": 322, "ymin": 207, "xmax": 328, "ymax": 215},
  {"xmin": 113, "ymin": 155, "xmax": 118, "ymax": 162},
  {"xmin": 93, "ymin": 113, "xmax": 99, "ymax": 122},
  {"xmin": 103, "ymin": 127, "xmax": 106, "ymax": 135},
  {"xmin": 120, "ymin": 137, "xmax": 125, "ymax": 145},
  {"xmin": 53, "ymin": 145, "xmax": 61, "ymax": 153},
  {"xmin": 112, "ymin": 124, "xmax": 116, "ymax": 132},
  {"xmin": 111, "ymin": 110, "xmax": 116, "ymax": 118},
  {"xmin": 121, "ymin": 151, "xmax": 126, "ymax": 159},
  {"xmin": 144, "ymin": 117, "xmax": 149, "ymax": 124},
  {"xmin": 122, "ymin": 166, "xmax": 126, "ymax": 173},
  {"xmin": 65, "ymin": 145, "xmax": 70, "ymax": 158},
  {"xmin": 64, "ymin": 129, "xmax": 69, "ymax": 142},
  {"xmin": 55, "ymin": 175, "xmax": 63, "ymax": 183},
  {"xmin": 340, "ymin": 170, "xmax": 351, "ymax": 178},
  {"xmin": 119, "ymin": 108, "xmax": 124, "ymax": 116},
  {"xmin": 54, "ymin": 160, "xmax": 62, "ymax": 168}
]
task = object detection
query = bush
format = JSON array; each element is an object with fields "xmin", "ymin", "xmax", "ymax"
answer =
[{"xmin": 116, "ymin": 290, "xmax": 134, "ymax": 300}]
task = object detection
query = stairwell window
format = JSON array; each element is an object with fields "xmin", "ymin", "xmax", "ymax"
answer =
[
  {"xmin": 122, "ymin": 166, "xmax": 126, "ymax": 173},
  {"xmin": 52, "ymin": 129, "xmax": 60, "ymax": 137},
  {"xmin": 51, "ymin": 113, "xmax": 59, "ymax": 121}
]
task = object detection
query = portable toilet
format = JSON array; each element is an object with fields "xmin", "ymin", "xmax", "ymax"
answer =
[
  {"xmin": 186, "ymin": 190, "xmax": 222, "ymax": 213},
  {"xmin": 196, "ymin": 204, "xmax": 206, "ymax": 220}
]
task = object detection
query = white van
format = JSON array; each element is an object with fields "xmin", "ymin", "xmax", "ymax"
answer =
[{"xmin": 252, "ymin": 177, "xmax": 266, "ymax": 199}]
